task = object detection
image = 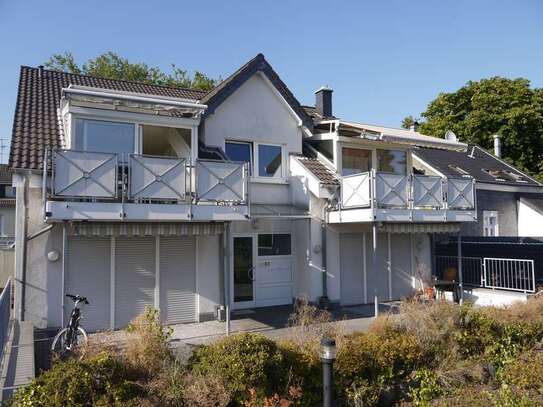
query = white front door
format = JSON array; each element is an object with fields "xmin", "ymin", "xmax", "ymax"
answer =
[{"xmin": 232, "ymin": 233, "xmax": 293, "ymax": 309}]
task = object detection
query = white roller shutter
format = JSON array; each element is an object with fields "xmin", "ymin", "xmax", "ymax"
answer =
[
  {"xmin": 115, "ymin": 237, "xmax": 156, "ymax": 329},
  {"xmin": 66, "ymin": 238, "xmax": 111, "ymax": 332},
  {"xmin": 160, "ymin": 237, "xmax": 197, "ymax": 324},
  {"xmin": 340, "ymin": 234, "xmax": 366, "ymax": 305}
]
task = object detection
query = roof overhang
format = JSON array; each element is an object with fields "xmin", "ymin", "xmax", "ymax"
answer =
[{"xmin": 62, "ymin": 85, "xmax": 207, "ymax": 118}]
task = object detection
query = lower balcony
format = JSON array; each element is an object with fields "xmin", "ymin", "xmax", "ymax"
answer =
[
  {"xmin": 328, "ymin": 171, "xmax": 477, "ymax": 223},
  {"xmin": 45, "ymin": 150, "xmax": 250, "ymax": 222}
]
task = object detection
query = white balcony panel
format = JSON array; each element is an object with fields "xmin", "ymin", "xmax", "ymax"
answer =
[
  {"xmin": 341, "ymin": 172, "xmax": 371, "ymax": 208},
  {"xmin": 192, "ymin": 204, "xmax": 249, "ymax": 221},
  {"xmin": 130, "ymin": 155, "xmax": 186, "ymax": 200},
  {"xmin": 412, "ymin": 175, "xmax": 443, "ymax": 208},
  {"xmin": 447, "ymin": 178, "xmax": 475, "ymax": 209},
  {"xmin": 196, "ymin": 160, "xmax": 247, "ymax": 202},
  {"xmin": 375, "ymin": 173, "xmax": 408, "ymax": 208},
  {"xmin": 53, "ymin": 150, "xmax": 117, "ymax": 198}
]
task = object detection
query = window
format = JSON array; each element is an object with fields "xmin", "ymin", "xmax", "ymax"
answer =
[
  {"xmin": 258, "ymin": 234, "xmax": 291, "ymax": 256},
  {"xmin": 377, "ymin": 149, "xmax": 407, "ymax": 174},
  {"xmin": 257, "ymin": 144, "xmax": 282, "ymax": 177},
  {"xmin": 0, "ymin": 185, "xmax": 15, "ymax": 198},
  {"xmin": 342, "ymin": 148, "xmax": 371, "ymax": 176},
  {"xmin": 483, "ymin": 210, "xmax": 499, "ymax": 237},
  {"xmin": 225, "ymin": 141, "xmax": 253, "ymax": 174},
  {"xmin": 75, "ymin": 119, "xmax": 135, "ymax": 155}
]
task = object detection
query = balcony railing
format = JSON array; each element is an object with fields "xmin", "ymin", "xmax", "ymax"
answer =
[
  {"xmin": 49, "ymin": 149, "xmax": 249, "ymax": 205},
  {"xmin": 340, "ymin": 171, "xmax": 475, "ymax": 210}
]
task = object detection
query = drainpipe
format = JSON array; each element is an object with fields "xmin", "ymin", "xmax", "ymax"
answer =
[
  {"xmin": 19, "ymin": 175, "xmax": 29, "ymax": 321},
  {"xmin": 318, "ymin": 203, "xmax": 331, "ymax": 309}
]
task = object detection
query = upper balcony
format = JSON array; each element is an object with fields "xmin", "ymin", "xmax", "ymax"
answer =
[
  {"xmin": 44, "ymin": 149, "xmax": 250, "ymax": 222},
  {"xmin": 328, "ymin": 171, "xmax": 477, "ymax": 223}
]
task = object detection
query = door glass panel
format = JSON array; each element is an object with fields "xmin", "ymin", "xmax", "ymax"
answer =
[{"xmin": 233, "ymin": 237, "xmax": 253, "ymax": 302}]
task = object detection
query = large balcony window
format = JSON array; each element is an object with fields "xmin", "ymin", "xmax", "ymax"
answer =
[
  {"xmin": 377, "ymin": 149, "xmax": 407, "ymax": 174},
  {"xmin": 342, "ymin": 148, "xmax": 371, "ymax": 176},
  {"xmin": 75, "ymin": 119, "xmax": 135, "ymax": 156}
]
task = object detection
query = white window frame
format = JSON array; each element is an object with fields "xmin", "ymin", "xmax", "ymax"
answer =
[
  {"xmin": 71, "ymin": 116, "xmax": 138, "ymax": 155},
  {"xmin": 483, "ymin": 210, "xmax": 499, "ymax": 237},
  {"xmin": 225, "ymin": 140, "xmax": 287, "ymax": 183}
]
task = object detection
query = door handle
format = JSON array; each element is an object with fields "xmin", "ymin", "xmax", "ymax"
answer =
[{"xmin": 247, "ymin": 267, "xmax": 255, "ymax": 281}]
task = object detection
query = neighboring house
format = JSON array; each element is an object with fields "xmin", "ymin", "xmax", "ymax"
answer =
[
  {"xmin": 0, "ymin": 165, "xmax": 15, "ymax": 288},
  {"xmin": 10, "ymin": 54, "xmax": 480, "ymax": 332},
  {"xmin": 413, "ymin": 141, "xmax": 543, "ymax": 237}
]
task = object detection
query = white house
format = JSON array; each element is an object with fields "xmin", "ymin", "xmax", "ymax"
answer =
[{"xmin": 9, "ymin": 54, "xmax": 478, "ymax": 332}]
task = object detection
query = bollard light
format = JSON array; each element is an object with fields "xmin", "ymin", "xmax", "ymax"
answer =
[
  {"xmin": 320, "ymin": 338, "xmax": 337, "ymax": 360},
  {"xmin": 321, "ymin": 338, "xmax": 336, "ymax": 407}
]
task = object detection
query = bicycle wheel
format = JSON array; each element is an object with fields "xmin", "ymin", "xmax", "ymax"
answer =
[{"xmin": 51, "ymin": 327, "xmax": 88, "ymax": 359}]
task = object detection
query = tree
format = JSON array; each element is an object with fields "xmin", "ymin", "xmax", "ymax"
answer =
[
  {"xmin": 401, "ymin": 115, "xmax": 418, "ymax": 130},
  {"xmin": 404, "ymin": 77, "xmax": 543, "ymax": 179},
  {"xmin": 45, "ymin": 52, "xmax": 217, "ymax": 91}
]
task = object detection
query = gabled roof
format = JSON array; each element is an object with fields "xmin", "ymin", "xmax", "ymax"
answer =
[
  {"xmin": 413, "ymin": 145, "xmax": 542, "ymax": 188},
  {"xmin": 201, "ymin": 54, "xmax": 313, "ymax": 128},
  {"xmin": 10, "ymin": 54, "xmax": 312, "ymax": 170}
]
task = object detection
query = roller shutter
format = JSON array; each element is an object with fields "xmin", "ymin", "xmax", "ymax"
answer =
[
  {"xmin": 159, "ymin": 237, "xmax": 197, "ymax": 324},
  {"xmin": 115, "ymin": 237, "xmax": 156, "ymax": 328},
  {"xmin": 340, "ymin": 234, "xmax": 366, "ymax": 305},
  {"xmin": 66, "ymin": 238, "xmax": 111, "ymax": 332}
]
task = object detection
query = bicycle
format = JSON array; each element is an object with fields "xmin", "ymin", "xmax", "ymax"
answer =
[{"xmin": 51, "ymin": 294, "xmax": 89, "ymax": 359}]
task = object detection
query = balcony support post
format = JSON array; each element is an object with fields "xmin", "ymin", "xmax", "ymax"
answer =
[
  {"xmin": 372, "ymin": 222, "xmax": 378, "ymax": 310},
  {"xmin": 457, "ymin": 233, "xmax": 464, "ymax": 305}
]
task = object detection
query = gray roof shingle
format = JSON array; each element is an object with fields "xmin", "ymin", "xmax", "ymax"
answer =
[{"xmin": 296, "ymin": 156, "xmax": 339, "ymax": 186}]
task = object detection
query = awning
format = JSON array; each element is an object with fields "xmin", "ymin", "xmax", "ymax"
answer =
[
  {"xmin": 68, "ymin": 222, "xmax": 224, "ymax": 237},
  {"xmin": 378, "ymin": 223, "xmax": 461, "ymax": 234},
  {"xmin": 251, "ymin": 204, "xmax": 310, "ymax": 218}
]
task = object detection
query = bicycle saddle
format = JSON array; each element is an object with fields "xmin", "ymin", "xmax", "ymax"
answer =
[{"xmin": 66, "ymin": 294, "xmax": 90, "ymax": 304}]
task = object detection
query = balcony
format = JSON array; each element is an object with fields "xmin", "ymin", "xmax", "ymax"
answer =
[
  {"xmin": 45, "ymin": 150, "xmax": 249, "ymax": 222},
  {"xmin": 329, "ymin": 171, "xmax": 476, "ymax": 223}
]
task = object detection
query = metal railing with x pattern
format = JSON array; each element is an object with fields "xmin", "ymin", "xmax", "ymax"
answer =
[
  {"xmin": 195, "ymin": 159, "xmax": 248, "ymax": 203},
  {"xmin": 129, "ymin": 155, "xmax": 186, "ymax": 201}
]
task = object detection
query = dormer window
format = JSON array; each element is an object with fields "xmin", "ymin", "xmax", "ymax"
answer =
[{"xmin": 75, "ymin": 118, "xmax": 135, "ymax": 156}]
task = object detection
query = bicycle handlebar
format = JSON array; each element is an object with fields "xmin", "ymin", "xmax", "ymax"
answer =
[{"xmin": 66, "ymin": 294, "xmax": 89, "ymax": 305}]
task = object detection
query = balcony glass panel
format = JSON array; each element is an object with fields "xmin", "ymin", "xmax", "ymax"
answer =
[
  {"xmin": 342, "ymin": 148, "xmax": 371, "ymax": 176},
  {"xmin": 377, "ymin": 149, "xmax": 406, "ymax": 174},
  {"xmin": 75, "ymin": 119, "xmax": 135, "ymax": 156}
]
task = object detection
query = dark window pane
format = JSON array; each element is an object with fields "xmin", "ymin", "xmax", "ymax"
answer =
[
  {"xmin": 258, "ymin": 234, "xmax": 291, "ymax": 256},
  {"xmin": 234, "ymin": 236, "xmax": 253, "ymax": 302},
  {"xmin": 258, "ymin": 145, "xmax": 282, "ymax": 177},
  {"xmin": 377, "ymin": 149, "xmax": 406, "ymax": 174},
  {"xmin": 342, "ymin": 148, "xmax": 372, "ymax": 175},
  {"xmin": 226, "ymin": 142, "xmax": 252, "ymax": 174}
]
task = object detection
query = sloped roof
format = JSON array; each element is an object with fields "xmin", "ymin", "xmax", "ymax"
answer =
[
  {"xmin": 413, "ymin": 145, "xmax": 542, "ymax": 187},
  {"xmin": 295, "ymin": 156, "xmax": 339, "ymax": 186},
  {"xmin": 9, "ymin": 66, "xmax": 208, "ymax": 170},
  {"xmin": 201, "ymin": 54, "xmax": 312, "ymax": 128},
  {"xmin": 10, "ymin": 54, "xmax": 311, "ymax": 170}
]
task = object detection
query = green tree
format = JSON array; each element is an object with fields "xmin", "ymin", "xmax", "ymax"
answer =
[
  {"xmin": 45, "ymin": 51, "xmax": 217, "ymax": 91},
  {"xmin": 401, "ymin": 115, "xmax": 418, "ymax": 130},
  {"xmin": 404, "ymin": 77, "xmax": 543, "ymax": 179}
]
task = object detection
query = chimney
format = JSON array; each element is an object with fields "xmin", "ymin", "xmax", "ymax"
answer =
[
  {"xmin": 409, "ymin": 121, "xmax": 419, "ymax": 132},
  {"xmin": 493, "ymin": 134, "xmax": 501, "ymax": 158},
  {"xmin": 445, "ymin": 130, "xmax": 457, "ymax": 142},
  {"xmin": 38, "ymin": 65, "xmax": 44, "ymax": 78},
  {"xmin": 315, "ymin": 86, "xmax": 333, "ymax": 118}
]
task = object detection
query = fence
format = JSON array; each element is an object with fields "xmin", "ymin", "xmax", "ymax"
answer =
[
  {"xmin": 435, "ymin": 255, "xmax": 536, "ymax": 293},
  {"xmin": 0, "ymin": 278, "xmax": 11, "ymax": 363}
]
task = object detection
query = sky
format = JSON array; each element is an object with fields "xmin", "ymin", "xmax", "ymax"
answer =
[{"xmin": 0, "ymin": 0, "xmax": 542, "ymax": 163}]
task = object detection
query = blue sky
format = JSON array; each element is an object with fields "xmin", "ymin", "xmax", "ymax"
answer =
[{"xmin": 0, "ymin": 0, "xmax": 542, "ymax": 162}]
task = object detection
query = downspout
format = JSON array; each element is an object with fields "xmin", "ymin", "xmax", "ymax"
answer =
[
  {"xmin": 318, "ymin": 198, "xmax": 333, "ymax": 309},
  {"xmin": 18, "ymin": 175, "xmax": 29, "ymax": 321}
]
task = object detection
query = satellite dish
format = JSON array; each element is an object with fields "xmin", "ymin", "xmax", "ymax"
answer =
[{"xmin": 445, "ymin": 130, "xmax": 457, "ymax": 142}]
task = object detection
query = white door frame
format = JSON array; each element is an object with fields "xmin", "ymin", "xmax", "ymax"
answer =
[{"xmin": 231, "ymin": 233, "xmax": 257, "ymax": 309}]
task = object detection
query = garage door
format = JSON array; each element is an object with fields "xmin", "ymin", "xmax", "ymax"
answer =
[
  {"xmin": 160, "ymin": 236, "xmax": 197, "ymax": 324},
  {"xmin": 340, "ymin": 234, "xmax": 366, "ymax": 305},
  {"xmin": 66, "ymin": 238, "xmax": 111, "ymax": 332},
  {"xmin": 115, "ymin": 237, "xmax": 156, "ymax": 328}
]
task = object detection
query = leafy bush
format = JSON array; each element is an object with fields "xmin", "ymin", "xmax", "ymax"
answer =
[
  {"xmin": 10, "ymin": 352, "xmax": 140, "ymax": 407},
  {"xmin": 189, "ymin": 333, "xmax": 288, "ymax": 404},
  {"xmin": 501, "ymin": 346, "xmax": 543, "ymax": 392},
  {"xmin": 181, "ymin": 372, "xmax": 232, "ymax": 407},
  {"xmin": 125, "ymin": 307, "xmax": 173, "ymax": 376},
  {"xmin": 408, "ymin": 369, "xmax": 443, "ymax": 406}
]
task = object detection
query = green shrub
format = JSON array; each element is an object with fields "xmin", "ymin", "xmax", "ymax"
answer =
[
  {"xmin": 501, "ymin": 347, "xmax": 543, "ymax": 392},
  {"xmin": 10, "ymin": 352, "xmax": 140, "ymax": 407},
  {"xmin": 335, "ymin": 331, "xmax": 424, "ymax": 405},
  {"xmin": 125, "ymin": 307, "xmax": 173, "ymax": 376},
  {"xmin": 189, "ymin": 333, "xmax": 287, "ymax": 404},
  {"xmin": 408, "ymin": 368, "xmax": 443, "ymax": 406}
]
